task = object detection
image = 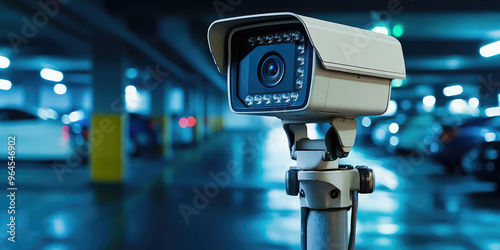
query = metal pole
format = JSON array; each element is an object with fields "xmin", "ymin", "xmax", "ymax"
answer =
[
  {"xmin": 305, "ymin": 209, "xmax": 348, "ymax": 250},
  {"xmin": 283, "ymin": 123, "xmax": 374, "ymax": 250}
]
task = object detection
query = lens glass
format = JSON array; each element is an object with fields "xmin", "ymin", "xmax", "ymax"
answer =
[
  {"xmin": 230, "ymin": 24, "xmax": 312, "ymax": 112},
  {"xmin": 259, "ymin": 54, "xmax": 285, "ymax": 87}
]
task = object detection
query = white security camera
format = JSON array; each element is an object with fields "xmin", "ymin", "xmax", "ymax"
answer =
[
  {"xmin": 207, "ymin": 12, "xmax": 406, "ymax": 120},
  {"xmin": 207, "ymin": 13, "xmax": 407, "ymax": 250}
]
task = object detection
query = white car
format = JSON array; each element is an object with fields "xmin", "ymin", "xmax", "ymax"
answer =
[{"xmin": 0, "ymin": 107, "xmax": 73, "ymax": 161}]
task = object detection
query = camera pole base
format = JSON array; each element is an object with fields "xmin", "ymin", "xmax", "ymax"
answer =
[{"xmin": 283, "ymin": 122, "xmax": 374, "ymax": 250}]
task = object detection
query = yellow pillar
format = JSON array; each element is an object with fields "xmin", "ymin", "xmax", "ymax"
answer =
[
  {"xmin": 90, "ymin": 114, "xmax": 126, "ymax": 182},
  {"xmin": 90, "ymin": 33, "xmax": 127, "ymax": 183}
]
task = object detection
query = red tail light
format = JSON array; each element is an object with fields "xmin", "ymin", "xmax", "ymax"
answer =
[
  {"xmin": 62, "ymin": 125, "xmax": 70, "ymax": 141},
  {"xmin": 187, "ymin": 116, "xmax": 196, "ymax": 127},
  {"xmin": 440, "ymin": 127, "xmax": 458, "ymax": 144},
  {"xmin": 82, "ymin": 129, "xmax": 89, "ymax": 140},
  {"xmin": 179, "ymin": 118, "xmax": 188, "ymax": 128}
]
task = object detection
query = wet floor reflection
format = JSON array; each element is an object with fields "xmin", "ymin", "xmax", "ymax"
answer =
[{"xmin": 2, "ymin": 126, "xmax": 500, "ymax": 249}]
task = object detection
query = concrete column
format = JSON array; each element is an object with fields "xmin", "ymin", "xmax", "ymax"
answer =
[
  {"xmin": 205, "ymin": 88, "xmax": 215, "ymax": 137},
  {"xmin": 71, "ymin": 85, "xmax": 91, "ymax": 111},
  {"xmin": 206, "ymin": 87, "xmax": 224, "ymax": 137},
  {"xmin": 189, "ymin": 81, "xmax": 207, "ymax": 144},
  {"xmin": 150, "ymin": 80, "xmax": 173, "ymax": 159},
  {"xmin": 434, "ymin": 85, "xmax": 447, "ymax": 108},
  {"xmin": 478, "ymin": 73, "xmax": 500, "ymax": 108},
  {"xmin": 90, "ymin": 33, "xmax": 128, "ymax": 183},
  {"xmin": 215, "ymin": 92, "xmax": 225, "ymax": 132},
  {"xmin": 24, "ymin": 84, "xmax": 40, "ymax": 107}
]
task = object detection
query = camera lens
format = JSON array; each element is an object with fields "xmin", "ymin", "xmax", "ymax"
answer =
[
  {"xmin": 259, "ymin": 53, "xmax": 285, "ymax": 87},
  {"xmin": 266, "ymin": 61, "xmax": 279, "ymax": 77}
]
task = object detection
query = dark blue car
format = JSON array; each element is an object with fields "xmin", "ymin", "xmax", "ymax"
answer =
[
  {"xmin": 462, "ymin": 141, "xmax": 500, "ymax": 184},
  {"xmin": 69, "ymin": 112, "xmax": 161, "ymax": 159},
  {"xmin": 434, "ymin": 116, "xmax": 500, "ymax": 174}
]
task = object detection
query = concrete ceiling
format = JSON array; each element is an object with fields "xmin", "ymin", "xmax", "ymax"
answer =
[{"xmin": 0, "ymin": 0, "xmax": 499, "ymax": 94}]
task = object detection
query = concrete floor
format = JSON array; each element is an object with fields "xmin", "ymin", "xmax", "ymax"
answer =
[{"xmin": 1, "ymin": 128, "xmax": 500, "ymax": 250}]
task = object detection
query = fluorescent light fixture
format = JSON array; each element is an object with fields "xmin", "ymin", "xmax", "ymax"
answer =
[
  {"xmin": 446, "ymin": 58, "xmax": 461, "ymax": 69},
  {"xmin": 372, "ymin": 26, "xmax": 389, "ymax": 35},
  {"xmin": 361, "ymin": 117, "xmax": 372, "ymax": 128},
  {"xmin": 389, "ymin": 123, "xmax": 399, "ymax": 134},
  {"xmin": 486, "ymin": 107, "xmax": 500, "ymax": 117},
  {"xmin": 38, "ymin": 108, "xmax": 57, "ymax": 120},
  {"xmin": 448, "ymin": 99, "xmax": 468, "ymax": 114},
  {"xmin": 443, "ymin": 85, "xmax": 463, "ymax": 97},
  {"xmin": 422, "ymin": 104, "xmax": 434, "ymax": 113},
  {"xmin": 41, "ymin": 68, "xmax": 64, "ymax": 82},
  {"xmin": 54, "ymin": 83, "xmax": 67, "ymax": 95},
  {"xmin": 125, "ymin": 85, "xmax": 137, "ymax": 94},
  {"xmin": 383, "ymin": 100, "xmax": 398, "ymax": 116},
  {"xmin": 125, "ymin": 85, "xmax": 141, "ymax": 111},
  {"xmin": 0, "ymin": 79, "xmax": 12, "ymax": 90},
  {"xmin": 168, "ymin": 87, "xmax": 185, "ymax": 113},
  {"xmin": 392, "ymin": 79, "xmax": 403, "ymax": 87},
  {"xmin": 69, "ymin": 110, "xmax": 84, "ymax": 122},
  {"xmin": 126, "ymin": 68, "xmax": 138, "ymax": 79},
  {"xmin": 480, "ymin": 40, "xmax": 500, "ymax": 58},
  {"xmin": 423, "ymin": 95, "xmax": 436, "ymax": 106},
  {"xmin": 61, "ymin": 114, "xmax": 70, "ymax": 124},
  {"xmin": 484, "ymin": 132, "xmax": 497, "ymax": 142},
  {"xmin": 0, "ymin": 56, "xmax": 10, "ymax": 69},
  {"xmin": 468, "ymin": 97, "xmax": 479, "ymax": 108},
  {"xmin": 389, "ymin": 136, "xmax": 399, "ymax": 146}
]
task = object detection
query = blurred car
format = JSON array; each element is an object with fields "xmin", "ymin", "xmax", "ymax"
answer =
[
  {"xmin": 128, "ymin": 113, "xmax": 162, "ymax": 157},
  {"xmin": 393, "ymin": 114, "xmax": 442, "ymax": 153},
  {"xmin": 461, "ymin": 141, "xmax": 500, "ymax": 183},
  {"xmin": 433, "ymin": 116, "xmax": 500, "ymax": 173},
  {"xmin": 371, "ymin": 114, "xmax": 441, "ymax": 153},
  {"xmin": 0, "ymin": 107, "xmax": 73, "ymax": 161},
  {"xmin": 69, "ymin": 112, "xmax": 161, "ymax": 158}
]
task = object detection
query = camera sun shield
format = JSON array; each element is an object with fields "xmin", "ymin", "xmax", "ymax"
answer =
[{"xmin": 208, "ymin": 12, "xmax": 406, "ymax": 119}]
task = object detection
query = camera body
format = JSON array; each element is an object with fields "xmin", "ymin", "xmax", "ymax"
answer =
[{"xmin": 208, "ymin": 12, "xmax": 406, "ymax": 120}]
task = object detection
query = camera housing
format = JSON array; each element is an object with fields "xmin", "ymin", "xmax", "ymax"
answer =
[{"xmin": 208, "ymin": 12, "xmax": 406, "ymax": 120}]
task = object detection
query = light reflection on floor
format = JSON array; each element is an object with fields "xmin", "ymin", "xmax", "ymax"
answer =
[{"xmin": 2, "ymin": 126, "xmax": 500, "ymax": 250}]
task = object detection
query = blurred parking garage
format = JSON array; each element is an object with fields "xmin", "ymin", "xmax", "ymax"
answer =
[{"xmin": 1, "ymin": 0, "xmax": 500, "ymax": 249}]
